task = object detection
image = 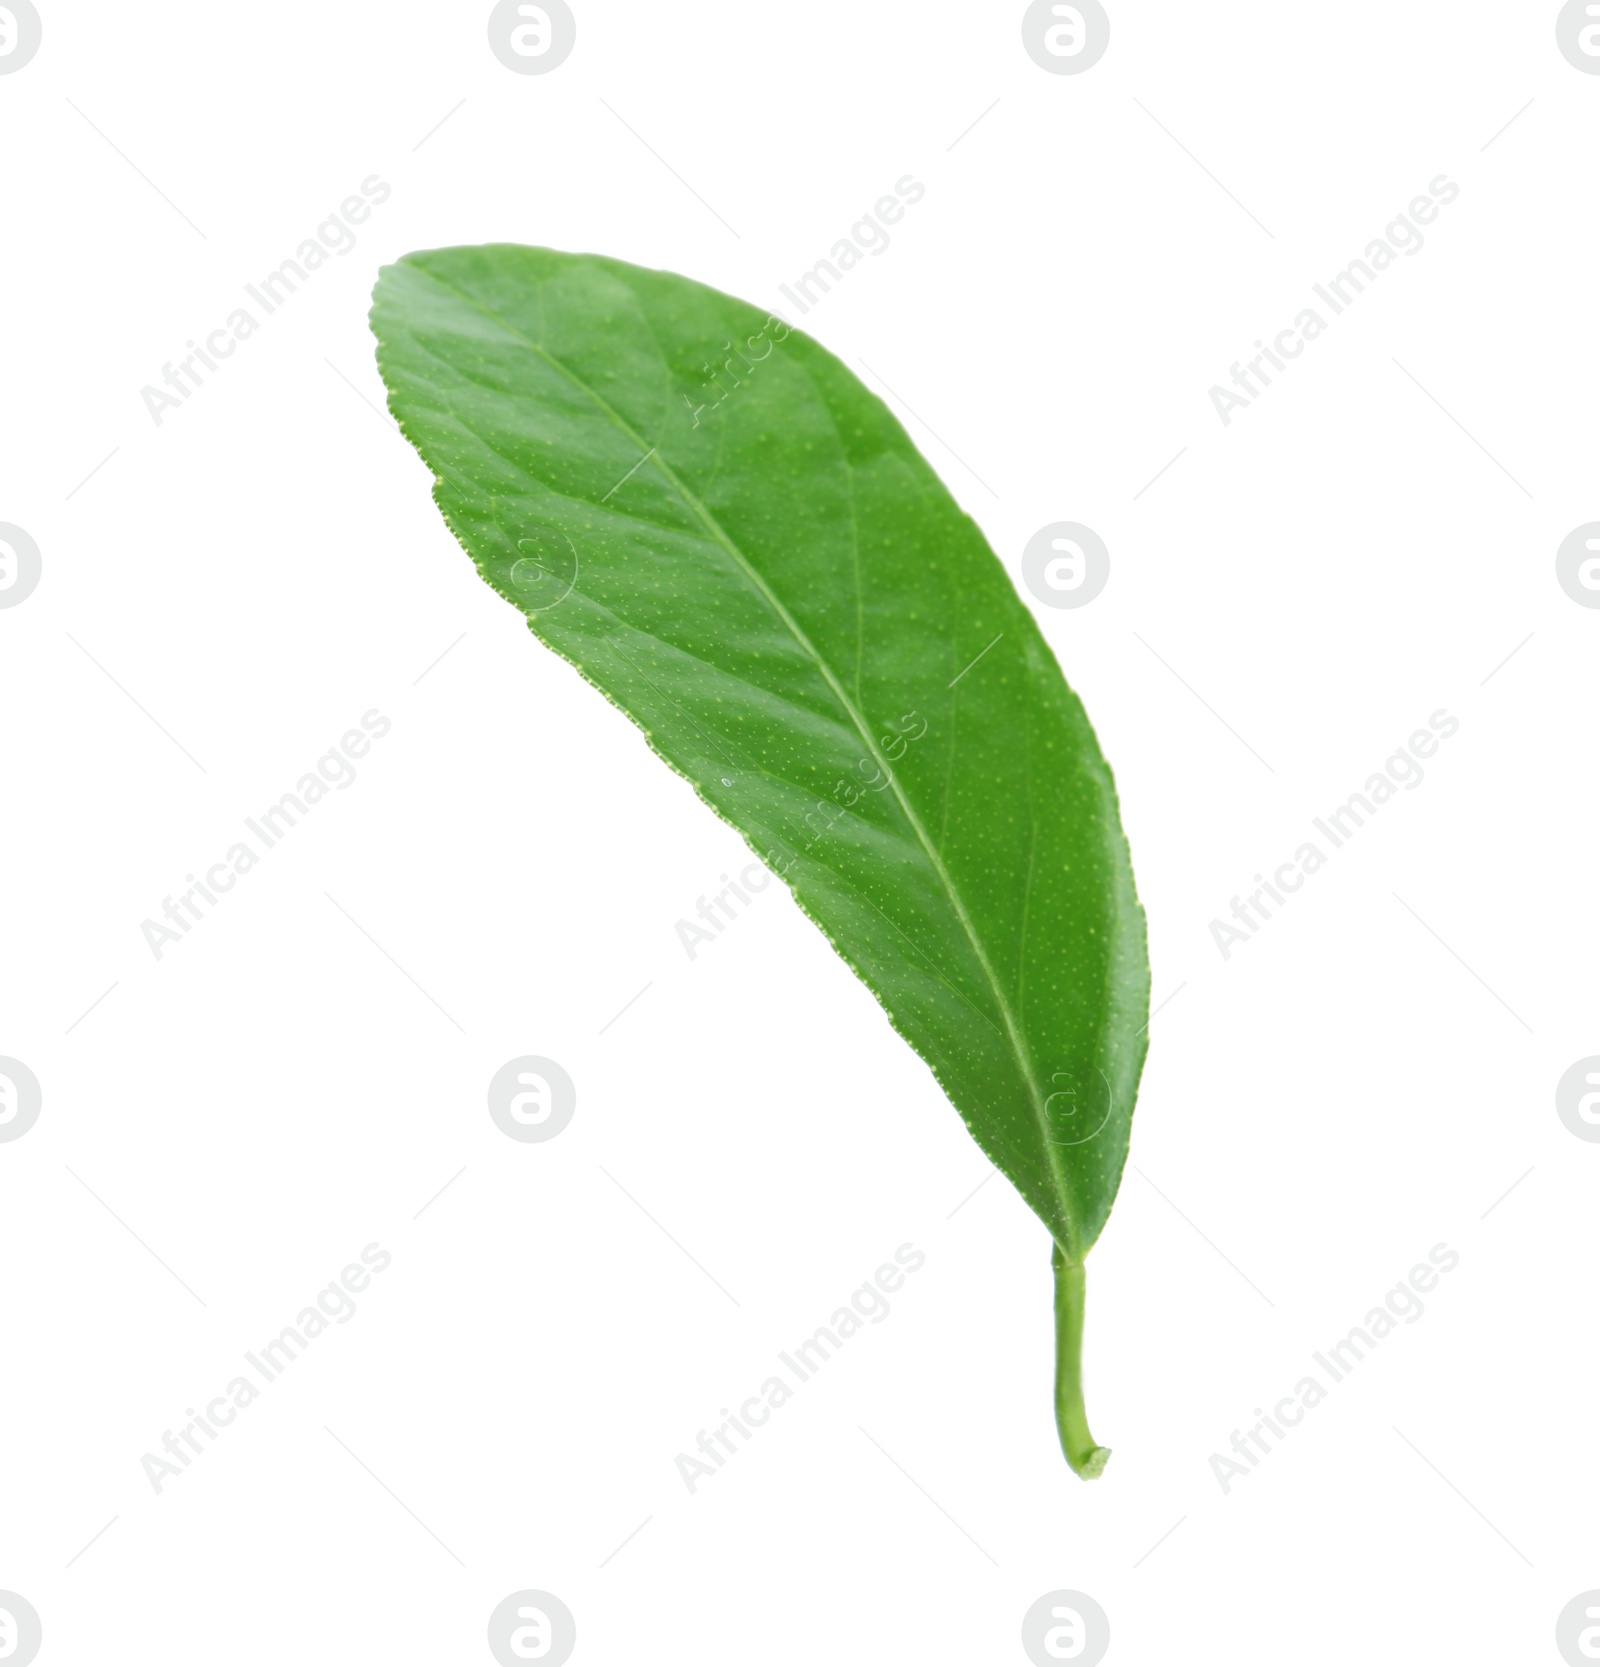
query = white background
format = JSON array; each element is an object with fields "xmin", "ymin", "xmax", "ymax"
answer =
[{"xmin": 2, "ymin": 3, "xmax": 1596, "ymax": 1663}]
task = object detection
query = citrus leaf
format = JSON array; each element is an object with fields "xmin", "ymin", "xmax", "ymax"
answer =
[{"xmin": 370, "ymin": 245, "xmax": 1150, "ymax": 1475}]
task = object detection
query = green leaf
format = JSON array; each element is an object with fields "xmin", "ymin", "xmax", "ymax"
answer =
[{"xmin": 370, "ymin": 245, "xmax": 1150, "ymax": 1476}]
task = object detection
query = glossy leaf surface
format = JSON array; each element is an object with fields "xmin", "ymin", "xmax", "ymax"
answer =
[{"xmin": 371, "ymin": 245, "xmax": 1150, "ymax": 1269}]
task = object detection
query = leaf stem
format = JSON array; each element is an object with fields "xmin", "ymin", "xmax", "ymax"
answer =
[{"xmin": 1052, "ymin": 1244, "xmax": 1110, "ymax": 1479}]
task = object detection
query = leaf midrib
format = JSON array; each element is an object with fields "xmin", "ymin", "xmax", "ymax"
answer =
[{"xmin": 399, "ymin": 259, "xmax": 1083, "ymax": 1255}]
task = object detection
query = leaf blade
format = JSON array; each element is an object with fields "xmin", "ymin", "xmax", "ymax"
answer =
[{"xmin": 371, "ymin": 245, "xmax": 1150, "ymax": 1260}]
